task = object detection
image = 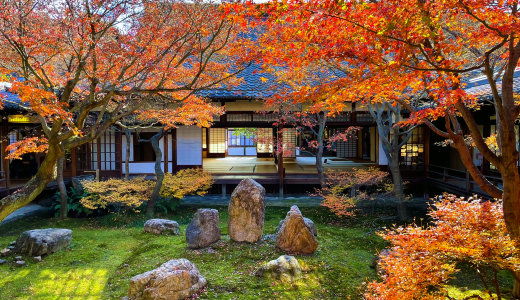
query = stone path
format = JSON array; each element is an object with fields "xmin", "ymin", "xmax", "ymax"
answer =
[
  {"xmin": 181, "ymin": 195, "xmax": 323, "ymax": 207},
  {"xmin": 0, "ymin": 204, "xmax": 49, "ymax": 227}
]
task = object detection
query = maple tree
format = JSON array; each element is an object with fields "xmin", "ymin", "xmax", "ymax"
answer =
[
  {"xmin": 366, "ymin": 194, "xmax": 520, "ymax": 300},
  {"xmin": 317, "ymin": 167, "xmax": 391, "ymax": 217},
  {"xmin": 235, "ymin": 0, "xmax": 520, "ymax": 291},
  {"xmin": 0, "ymin": 0, "xmax": 248, "ymax": 221}
]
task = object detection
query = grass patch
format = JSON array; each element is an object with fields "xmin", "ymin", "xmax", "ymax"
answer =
[{"xmin": 0, "ymin": 205, "xmax": 514, "ymax": 299}]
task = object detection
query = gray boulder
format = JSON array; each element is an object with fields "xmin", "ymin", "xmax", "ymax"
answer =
[
  {"xmin": 255, "ymin": 255, "xmax": 302, "ymax": 283},
  {"xmin": 143, "ymin": 219, "xmax": 181, "ymax": 235},
  {"xmin": 186, "ymin": 209, "xmax": 221, "ymax": 249},
  {"xmin": 0, "ymin": 259, "xmax": 6, "ymax": 265},
  {"xmin": 72, "ymin": 175, "xmax": 95, "ymax": 195},
  {"xmin": 228, "ymin": 178, "xmax": 266, "ymax": 243},
  {"xmin": 276, "ymin": 208, "xmax": 317, "ymax": 237},
  {"xmin": 276, "ymin": 206, "xmax": 318, "ymax": 254},
  {"xmin": 15, "ymin": 228, "xmax": 72, "ymax": 256},
  {"xmin": 126, "ymin": 259, "xmax": 207, "ymax": 300},
  {"xmin": 15, "ymin": 261, "xmax": 25, "ymax": 267}
]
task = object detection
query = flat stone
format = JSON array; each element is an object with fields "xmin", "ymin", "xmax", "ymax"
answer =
[
  {"xmin": 15, "ymin": 261, "xmax": 25, "ymax": 267},
  {"xmin": 7, "ymin": 246, "xmax": 15, "ymax": 250},
  {"xmin": 276, "ymin": 206, "xmax": 318, "ymax": 254},
  {"xmin": 33, "ymin": 256, "xmax": 42, "ymax": 262},
  {"xmin": 14, "ymin": 256, "xmax": 22, "ymax": 261},
  {"xmin": 228, "ymin": 179, "xmax": 266, "ymax": 243},
  {"xmin": 143, "ymin": 219, "xmax": 181, "ymax": 235},
  {"xmin": 255, "ymin": 255, "xmax": 302, "ymax": 283},
  {"xmin": 0, "ymin": 248, "xmax": 12, "ymax": 257},
  {"xmin": 126, "ymin": 259, "xmax": 207, "ymax": 300},
  {"xmin": 15, "ymin": 228, "xmax": 72, "ymax": 256},
  {"xmin": 186, "ymin": 209, "xmax": 221, "ymax": 249},
  {"xmin": 0, "ymin": 259, "xmax": 6, "ymax": 265},
  {"xmin": 9, "ymin": 241, "xmax": 15, "ymax": 246}
]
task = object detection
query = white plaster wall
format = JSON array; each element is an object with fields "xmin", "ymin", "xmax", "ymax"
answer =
[
  {"xmin": 129, "ymin": 162, "xmax": 174, "ymax": 174},
  {"xmin": 378, "ymin": 137, "xmax": 388, "ymax": 165},
  {"xmin": 177, "ymin": 126, "xmax": 202, "ymax": 165}
]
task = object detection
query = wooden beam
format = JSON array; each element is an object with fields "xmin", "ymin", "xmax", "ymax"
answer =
[
  {"xmin": 164, "ymin": 131, "xmax": 168, "ymax": 174},
  {"xmin": 278, "ymin": 123, "xmax": 284, "ymax": 198},
  {"xmin": 2, "ymin": 116, "xmax": 9, "ymax": 191}
]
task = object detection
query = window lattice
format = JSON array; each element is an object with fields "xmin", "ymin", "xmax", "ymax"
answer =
[
  {"xmin": 209, "ymin": 128, "xmax": 226, "ymax": 153},
  {"xmin": 99, "ymin": 127, "xmax": 118, "ymax": 170},
  {"xmin": 400, "ymin": 127, "xmax": 424, "ymax": 169},
  {"xmin": 227, "ymin": 114, "xmax": 251, "ymax": 122},
  {"xmin": 282, "ymin": 128, "xmax": 296, "ymax": 158},
  {"xmin": 356, "ymin": 113, "xmax": 374, "ymax": 122},
  {"xmin": 253, "ymin": 114, "xmax": 276, "ymax": 122},
  {"xmin": 202, "ymin": 128, "xmax": 207, "ymax": 149},
  {"xmin": 335, "ymin": 127, "xmax": 357, "ymax": 158},
  {"xmin": 326, "ymin": 113, "xmax": 351, "ymax": 122},
  {"xmin": 257, "ymin": 128, "xmax": 273, "ymax": 153}
]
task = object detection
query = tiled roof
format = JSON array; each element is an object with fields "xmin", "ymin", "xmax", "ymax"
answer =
[
  {"xmin": 196, "ymin": 63, "xmax": 280, "ymax": 100},
  {"xmin": 463, "ymin": 69, "xmax": 520, "ymax": 98},
  {"xmin": 0, "ymin": 89, "xmax": 23, "ymax": 110}
]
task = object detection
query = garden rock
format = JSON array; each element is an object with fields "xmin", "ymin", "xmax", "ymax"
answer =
[
  {"xmin": 14, "ymin": 256, "xmax": 22, "ymax": 261},
  {"xmin": 143, "ymin": 219, "xmax": 181, "ymax": 235},
  {"xmin": 9, "ymin": 241, "xmax": 15, "ymax": 246},
  {"xmin": 15, "ymin": 228, "xmax": 72, "ymax": 256},
  {"xmin": 228, "ymin": 178, "xmax": 266, "ymax": 243},
  {"xmin": 276, "ymin": 207, "xmax": 317, "ymax": 236},
  {"xmin": 0, "ymin": 248, "xmax": 11, "ymax": 257},
  {"xmin": 15, "ymin": 261, "xmax": 25, "ymax": 267},
  {"xmin": 255, "ymin": 255, "xmax": 302, "ymax": 283},
  {"xmin": 7, "ymin": 246, "xmax": 15, "ymax": 250},
  {"xmin": 125, "ymin": 258, "xmax": 207, "ymax": 300},
  {"xmin": 276, "ymin": 206, "xmax": 318, "ymax": 254},
  {"xmin": 72, "ymin": 175, "xmax": 95, "ymax": 195},
  {"xmin": 0, "ymin": 259, "xmax": 6, "ymax": 265},
  {"xmin": 33, "ymin": 256, "xmax": 42, "ymax": 262},
  {"xmin": 186, "ymin": 209, "xmax": 221, "ymax": 249}
]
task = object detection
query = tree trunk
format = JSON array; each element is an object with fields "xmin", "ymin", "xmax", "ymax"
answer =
[
  {"xmin": 316, "ymin": 145, "xmax": 325, "ymax": 189},
  {"xmin": 390, "ymin": 151, "xmax": 408, "ymax": 221},
  {"xmin": 0, "ymin": 144, "xmax": 62, "ymax": 221},
  {"xmin": 57, "ymin": 155, "xmax": 68, "ymax": 219},
  {"xmin": 145, "ymin": 129, "xmax": 165, "ymax": 217},
  {"xmin": 124, "ymin": 129, "xmax": 131, "ymax": 181}
]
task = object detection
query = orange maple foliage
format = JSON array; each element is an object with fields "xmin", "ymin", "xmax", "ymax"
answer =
[
  {"xmin": 6, "ymin": 136, "xmax": 48, "ymax": 160},
  {"xmin": 366, "ymin": 194, "xmax": 520, "ymax": 300},
  {"xmin": 0, "ymin": 0, "xmax": 250, "ymax": 220}
]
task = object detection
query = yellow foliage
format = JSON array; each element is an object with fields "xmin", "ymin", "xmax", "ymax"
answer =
[{"xmin": 80, "ymin": 169, "xmax": 214, "ymax": 212}]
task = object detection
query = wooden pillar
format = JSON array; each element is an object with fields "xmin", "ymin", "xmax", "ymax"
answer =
[
  {"xmin": 96, "ymin": 136, "xmax": 101, "ymax": 180},
  {"xmin": 71, "ymin": 146, "xmax": 77, "ymax": 177},
  {"xmin": 222, "ymin": 184, "xmax": 226, "ymax": 199},
  {"xmin": 278, "ymin": 123, "xmax": 284, "ymax": 198},
  {"xmin": 164, "ymin": 131, "xmax": 169, "ymax": 174},
  {"xmin": 172, "ymin": 128, "xmax": 177, "ymax": 173},
  {"xmin": 2, "ymin": 117, "xmax": 9, "ymax": 191}
]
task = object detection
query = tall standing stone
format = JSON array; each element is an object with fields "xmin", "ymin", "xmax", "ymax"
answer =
[
  {"xmin": 277, "ymin": 206, "xmax": 318, "ymax": 254},
  {"xmin": 228, "ymin": 178, "xmax": 266, "ymax": 243}
]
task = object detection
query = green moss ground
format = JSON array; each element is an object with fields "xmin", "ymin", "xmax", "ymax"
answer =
[{"xmin": 0, "ymin": 206, "xmax": 514, "ymax": 299}]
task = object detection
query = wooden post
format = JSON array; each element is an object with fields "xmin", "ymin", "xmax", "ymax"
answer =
[
  {"xmin": 222, "ymin": 184, "xmax": 226, "ymax": 199},
  {"xmin": 172, "ymin": 128, "xmax": 177, "ymax": 173},
  {"xmin": 465, "ymin": 170, "xmax": 470, "ymax": 192},
  {"xmin": 278, "ymin": 123, "xmax": 284, "ymax": 198},
  {"xmin": 71, "ymin": 146, "xmax": 77, "ymax": 177},
  {"xmin": 2, "ymin": 116, "xmax": 9, "ymax": 191},
  {"xmin": 443, "ymin": 167, "xmax": 448, "ymax": 182},
  {"xmin": 97, "ymin": 136, "xmax": 101, "ymax": 180},
  {"xmin": 164, "ymin": 131, "xmax": 169, "ymax": 174}
]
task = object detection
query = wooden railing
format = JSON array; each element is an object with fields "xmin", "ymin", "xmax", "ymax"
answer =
[{"xmin": 425, "ymin": 164, "xmax": 503, "ymax": 193}]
